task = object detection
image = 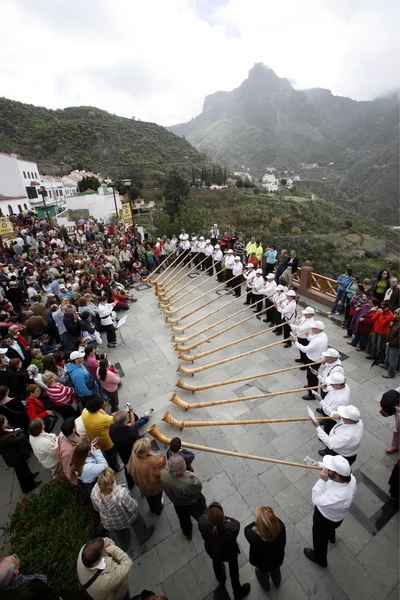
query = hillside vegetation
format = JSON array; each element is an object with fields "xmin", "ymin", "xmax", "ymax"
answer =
[{"xmin": 0, "ymin": 97, "xmax": 209, "ymax": 180}]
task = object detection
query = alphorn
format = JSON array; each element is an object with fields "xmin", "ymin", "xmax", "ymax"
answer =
[
  {"xmin": 170, "ymin": 388, "xmax": 322, "ymax": 410},
  {"xmin": 162, "ymin": 276, "xmax": 236, "ymax": 315},
  {"xmin": 177, "ymin": 337, "xmax": 291, "ymax": 376},
  {"xmin": 154, "ymin": 253, "xmax": 188, "ymax": 289},
  {"xmin": 157, "ymin": 255, "xmax": 208, "ymax": 296},
  {"xmin": 159, "ymin": 262, "xmax": 212, "ymax": 304},
  {"xmin": 165, "ymin": 281, "xmax": 243, "ymax": 324},
  {"xmin": 176, "ymin": 309, "xmax": 277, "ymax": 356},
  {"xmin": 176, "ymin": 361, "xmax": 322, "ymax": 393},
  {"xmin": 170, "ymin": 296, "xmax": 242, "ymax": 333},
  {"xmin": 148, "ymin": 425, "xmax": 321, "ymax": 471},
  {"xmin": 145, "ymin": 254, "xmax": 171, "ymax": 283},
  {"xmin": 162, "ymin": 410, "xmax": 328, "ymax": 428},
  {"xmin": 157, "ymin": 255, "xmax": 209, "ymax": 298},
  {"xmin": 159, "ymin": 271, "xmax": 219, "ymax": 307}
]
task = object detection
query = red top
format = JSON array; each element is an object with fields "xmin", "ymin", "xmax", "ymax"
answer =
[
  {"xmin": 25, "ymin": 397, "xmax": 48, "ymax": 421},
  {"xmin": 371, "ymin": 310, "xmax": 394, "ymax": 334}
]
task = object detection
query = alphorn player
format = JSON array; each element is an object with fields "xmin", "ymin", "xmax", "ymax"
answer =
[
  {"xmin": 213, "ymin": 244, "xmax": 224, "ymax": 282},
  {"xmin": 252, "ymin": 269, "xmax": 265, "ymax": 317},
  {"xmin": 231, "ymin": 256, "xmax": 244, "ymax": 298},
  {"xmin": 224, "ymin": 249, "xmax": 235, "ymax": 287},
  {"xmin": 190, "ymin": 236, "xmax": 200, "ymax": 268},
  {"xmin": 261, "ymin": 273, "xmax": 277, "ymax": 322},
  {"xmin": 291, "ymin": 320, "xmax": 328, "ymax": 398},
  {"xmin": 204, "ymin": 240, "xmax": 214, "ymax": 277},
  {"xmin": 304, "ymin": 455, "xmax": 357, "ymax": 568},
  {"xmin": 272, "ymin": 285, "xmax": 288, "ymax": 335},
  {"xmin": 243, "ymin": 263, "xmax": 256, "ymax": 305},
  {"xmin": 198, "ymin": 236, "xmax": 206, "ymax": 270},
  {"xmin": 277, "ymin": 289, "xmax": 297, "ymax": 348},
  {"xmin": 291, "ymin": 306, "xmax": 316, "ymax": 364},
  {"xmin": 312, "ymin": 348, "xmax": 344, "ymax": 398},
  {"xmin": 314, "ymin": 372, "xmax": 350, "ymax": 434},
  {"xmin": 312, "ymin": 405, "xmax": 364, "ymax": 465}
]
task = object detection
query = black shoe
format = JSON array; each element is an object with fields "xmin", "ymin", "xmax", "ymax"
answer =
[
  {"xmin": 31, "ymin": 480, "xmax": 42, "ymax": 490},
  {"xmin": 243, "ymin": 302, "xmax": 250, "ymax": 305},
  {"xmin": 130, "ymin": 298, "xmax": 137, "ymax": 303},
  {"xmin": 184, "ymin": 529, "xmax": 193, "ymax": 540},
  {"xmin": 108, "ymin": 344, "xmax": 117, "ymax": 348},
  {"xmin": 283, "ymin": 343, "xmax": 291, "ymax": 348},
  {"xmin": 318, "ymin": 449, "xmax": 327, "ymax": 456},
  {"xmin": 365, "ymin": 356, "xmax": 375, "ymax": 360},
  {"xmin": 253, "ymin": 310, "xmax": 259, "ymax": 313},
  {"xmin": 329, "ymin": 533, "xmax": 336, "ymax": 543},
  {"xmin": 268, "ymin": 323, "xmax": 274, "ymax": 327},
  {"xmin": 256, "ymin": 316, "xmax": 261, "ymax": 320},
  {"xmin": 303, "ymin": 548, "xmax": 327, "ymax": 567},
  {"xmin": 234, "ymin": 583, "xmax": 251, "ymax": 600},
  {"xmin": 295, "ymin": 358, "xmax": 303, "ymax": 363},
  {"xmin": 255, "ymin": 569, "xmax": 270, "ymax": 592},
  {"xmin": 262, "ymin": 318, "xmax": 269, "ymax": 322},
  {"xmin": 316, "ymin": 408, "xmax": 323, "ymax": 414},
  {"xmin": 299, "ymin": 366, "xmax": 307, "ymax": 371},
  {"xmin": 140, "ymin": 525, "xmax": 155, "ymax": 544},
  {"xmin": 302, "ymin": 394, "xmax": 314, "ymax": 400},
  {"xmin": 31, "ymin": 471, "xmax": 40, "ymax": 478},
  {"xmin": 275, "ymin": 331, "xmax": 282, "ymax": 336}
]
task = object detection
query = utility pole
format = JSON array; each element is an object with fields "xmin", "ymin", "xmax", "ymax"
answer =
[
  {"xmin": 122, "ymin": 179, "xmax": 136, "ymax": 229},
  {"xmin": 38, "ymin": 186, "xmax": 51, "ymax": 226},
  {"xmin": 110, "ymin": 182, "xmax": 118, "ymax": 218}
]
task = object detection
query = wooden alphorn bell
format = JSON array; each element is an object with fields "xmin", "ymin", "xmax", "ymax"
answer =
[
  {"xmin": 148, "ymin": 424, "xmax": 321, "ymax": 471},
  {"xmin": 177, "ymin": 337, "xmax": 292, "ymax": 376},
  {"xmin": 165, "ymin": 280, "xmax": 243, "ymax": 324},
  {"xmin": 154, "ymin": 254, "xmax": 188, "ymax": 293},
  {"xmin": 159, "ymin": 270, "xmax": 220, "ymax": 308},
  {"xmin": 176, "ymin": 361, "xmax": 322, "ymax": 393},
  {"xmin": 158, "ymin": 255, "xmax": 209, "ymax": 297},
  {"xmin": 162, "ymin": 276, "xmax": 237, "ymax": 315},
  {"xmin": 144, "ymin": 254, "xmax": 171, "ymax": 283},
  {"xmin": 170, "ymin": 296, "xmax": 242, "ymax": 333},
  {"xmin": 176, "ymin": 308, "xmax": 278, "ymax": 357},
  {"xmin": 162, "ymin": 409, "xmax": 328, "ymax": 428},
  {"xmin": 169, "ymin": 387, "xmax": 322, "ymax": 410}
]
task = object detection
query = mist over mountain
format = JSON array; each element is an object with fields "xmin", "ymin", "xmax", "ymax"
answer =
[{"xmin": 170, "ymin": 63, "xmax": 399, "ymax": 221}]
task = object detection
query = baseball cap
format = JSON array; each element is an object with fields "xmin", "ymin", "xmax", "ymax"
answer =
[
  {"xmin": 205, "ymin": 239, "xmax": 210, "ymax": 243},
  {"xmin": 59, "ymin": 284, "xmax": 66, "ymax": 289},
  {"xmin": 322, "ymin": 455, "xmax": 351, "ymax": 477},
  {"xmin": 227, "ymin": 249, "xmax": 233, "ymax": 253},
  {"xmin": 302, "ymin": 307, "xmax": 315, "ymax": 315},
  {"xmin": 0, "ymin": 348, "xmax": 8, "ymax": 355},
  {"xmin": 214, "ymin": 244, "xmax": 220, "ymax": 248},
  {"xmin": 276, "ymin": 285, "xmax": 285, "ymax": 291},
  {"xmin": 312, "ymin": 320, "xmax": 325, "ymax": 330},
  {"xmin": 286, "ymin": 290, "xmax": 296, "ymax": 297},
  {"xmin": 325, "ymin": 372, "xmax": 345, "ymax": 385},
  {"xmin": 247, "ymin": 263, "xmax": 254, "ymax": 268},
  {"xmin": 199, "ymin": 236, "xmax": 205, "ymax": 240},
  {"xmin": 234, "ymin": 256, "xmax": 240, "ymax": 261},
  {"xmin": 337, "ymin": 405, "xmax": 360, "ymax": 421},
  {"xmin": 322, "ymin": 348, "xmax": 340, "ymax": 358},
  {"xmin": 70, "ymin": 351, "xmax": 85, "ymax": 360},
  {"xmin": 255, "ymin": 269, "xmax": 263, "ymax": 274},
  {"xmin": 266, "ymin": 273, "xmax": 275, "ymax": 279}
]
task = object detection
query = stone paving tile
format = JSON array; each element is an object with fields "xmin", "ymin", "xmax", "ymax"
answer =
[
  {"xmin": 156, "ymin": 529, "xmax": 198, "ymax": 578},
  {"xmin": 289, "ymin": 554, "xmax": 349, "ymax": 600},
  {"xmin": 259, "ymin": 465, "xmax": 291, "ymax": 497},
  {"xmin": 130, "ymin": 546, "xmax": 166, "ymax": 596},
  {"xmin": 356, "ymin": 530, "xmax": 400, "ymax": 594},
  {"xmin": 237, "ymin": 475, "xmax": 277, "ymax": 512},
  {"xmin": 275, "ymin": 484, "xmax": 313, "ymax": 525},
  {"xmin": 353, "ymin": 481, "xmax": 385, "ymax": 518}
]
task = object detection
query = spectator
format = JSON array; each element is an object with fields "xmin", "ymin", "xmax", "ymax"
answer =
[
  {"xmin": 129, "ymin": 438, "xmax": 166, "ymax": 515},
  {"xmin": 282, "ymin": 249, "xmax": 298, "ymax": 287},
  {"xmin": 264, "ymin": 245, "xmax": 277, "ymax": 275},
  {"xmin": 0, "ymin": 385, "xmax": 29, "ymax": 432},
  {"xmin": 166, "ymin": 436, "xmax": 195, "ymax": 472},
  {"xmin": 274, "ymin": 249, "xmax": 289, "ymax": 284},
  {"xmin": 70, "ymin": 440, "xmax": 108, "ymax": 504},
  {"xmin": 366, "ymin": 300, "xmax": 394, "ymax": 363},
  {"xmin": 55, "ymin": 417, "xmax": 80, "ymax": 484},
  {"xmin": 91, "ymin": 468, "xmax": 155, "ymax": 550},
  {"xmin": 0, "ymin": 554, "xmax": 53, "ymax": 598},
  {"xmin": 371, "ymin": 269, "xmax": 390, "ymax": 303},
  {"xmin": 385, "ymin": 277, "xmax": 400, "ymax": 312},
  {"xmin": 97, "ymin": 359, "xmax": 120, "ymax": 412},
  {"xmin": 0, "ymin": 415, "xmax": 41, "ymax": 493},
  {"xmin": 84, "ymin": 345, "xmax": 100, "ymax": 380},
  {"xmin": 28, "ymin": 418, "xmax": 59, "ymax": 476},
  {"xmin": 330, "ymin": 268, "xmax": 353, "ymax": 316},
  {"xmin": 81, "ymin": 396, "xmax": 120, "ymax": 472},
  {"xmin": 25, "ymin": 384, "xmax": 58, "ymax": 432},
  {"xmin": 98, "ymin": 297, "xmax": 117, "ymax": 348},
  {"xmin": 24, "ymin": 311, "xmax": 47, "ymax": 339},
  {"xmin": 381, "ymin": 308, "xmax": 400, "ymax": 378},
  {"xmin": 41, "ymin": 370, "xmax": 77, "ymax": 419},
  {"xmin": 347, "ymin": 297, "xmax": 378, "ymax": 351},
  {"xmin": 66, "ymin": 350, "xmax": 96, "ymax": 407}
]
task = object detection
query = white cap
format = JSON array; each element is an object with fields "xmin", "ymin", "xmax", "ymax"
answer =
[
  {"xmin": 266, "ymin": 273, "xmax": 275, "ymax": 279},
  {"xmin": 205, "ymin": 239, "xmax": 211, "ymax": 243},
  {"xmin": 0, "ymin": 348, "xmax": 8, "ymax": 355},
  {"xmin": 70, "ymin": 351, "xmax": 85, "ymax": 360},
  {"xmin": 302, "ymin": 306, "xmax": 315, "ymax": 315},
  {"xmin": 323, "ymin": 455, "xmax": 351, "ymax": 477},
  {"xmin": 326, "ymin": 372, "xmax": 345, "ymax": 385},
  {"xmin": 312, "ymin": 320, "xmax": 325, "ymax": 330},
  {"xmin": 276, "ymin": 285, "xmax": 285, "ymax": 291},
  {"xmin": 227, "ymin": 249, "xmax": 233, "ymax": 253},
  {"xmin": 213, "ymin": 223, "xmax": 217, "ymax": 227},
  {"xmin": 337, "ymin": 405, "xmax": 360, "ymax": 422},
  {"xmin": 286, "ymin": 290, "xmax": 296, "ymax": 297},
  {"xmin": 322, "ymin": 348, "xmax": 340, "ymax": 358},
  {"xmin": 215, "ymin": 245, "xmax": 220, "ymax": 249},
  {"xmin": 247, "ymin": 263, "xmax": 254, "ymax": 268},
  {"xmin": 234, "ymin": 256, "xmax": 240, "ymax": 261},
  {"xmin": 59, "ymin": 284, "xmax": 66, "ymax": 289},
  {"xmin": 191, "ymin": 237, "xmax": 197, "ymax": 241},
  {"xmin": 256, "ymin": 269, "xmax": 263, "ymax": 274},
  {"xmin": 199, "ymin": 236, "xmax": 205, "ymax": 240}
]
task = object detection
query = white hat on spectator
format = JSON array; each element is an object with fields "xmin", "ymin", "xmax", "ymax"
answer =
[
  {"xmin": 227, "ymin": 249, "xmax": 234, "ymax": 253},
  {"xmin": 276, "ymin": 285, "xmax": 285, "ymax": 291},
  {"xmin": 234, "ymin": 256, "xmax": 240, "ymax": 261},
  {"xmin": 206, "ymin": 239, "xmax": 211, "ymax": 243},
  {"xmin": 70, "ymin": 351, "xmax": 85, "ymax": 361},
  {"xmin": 199, "ymin": 236, "xmax": 205, "ymax": 240}
]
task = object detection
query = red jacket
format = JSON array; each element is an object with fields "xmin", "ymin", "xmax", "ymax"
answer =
[
  {"xmin": 371, "ymin": 310, "xmax": 394, "ymax": 334},
  {"xmin": 358, "ymin": 309, "xmax": 377, "ymax": 335},
  {"xmin": 25, "ymin": 397, "xmax": 48, "ymax": 421}
]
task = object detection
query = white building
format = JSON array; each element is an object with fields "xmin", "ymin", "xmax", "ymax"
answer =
[
  {"xmin": 61, "ymin": 185, "xmax": 123, "ymax": 222},
  {"xmin": 0, "ymin": 152, "xmax": 40, "ymax": 215},
  {"xmin": 261, "ymin": 173, "xmax": 279, "ymax": 191}
]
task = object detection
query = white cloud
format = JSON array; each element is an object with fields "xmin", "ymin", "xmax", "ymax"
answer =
[{"xmin": 0, "ymin": 0, "xmax": 398, "ymax": 125}]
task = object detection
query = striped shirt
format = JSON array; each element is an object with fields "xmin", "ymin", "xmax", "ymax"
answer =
[{"xmin": 46, "ymin": 383, "xmax": 75, "ymax": 406}]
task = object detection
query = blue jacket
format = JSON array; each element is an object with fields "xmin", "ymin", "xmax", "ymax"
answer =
[
  {"xmin": 78, "ymin": 449, "xmax": 108, "ymax": 483},
  {"xmin": 66, "ymin": 362, "xmax": 95, "ymax": 397},
  {"xmin": 337, "ymin": 273, "xmax": 353, "ymax": 292}
]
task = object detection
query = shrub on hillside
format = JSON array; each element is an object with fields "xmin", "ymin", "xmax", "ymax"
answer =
[{"xmin": 9, "ymin": 476, "xmax": 99, "ymax": 596}]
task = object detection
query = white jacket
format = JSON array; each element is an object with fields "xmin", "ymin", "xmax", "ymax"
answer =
[
  {"xmin": 224, "ymin": 255, "xmax": 235, "ymax": 269},
  {"xmin": 252, "ymin": 275, "xmax": 265, "ymax": 295},
  {"xmin": 232, "ymin": 262, "xmax": 243, "ymax": 276},
  {"xmin": 213, "ymin": 250, "xmax": 223, "ymax": 262},
  {"xmin": 278, "ymin": 299, "xmax": 296, "ymax": 320},
  {"xmin": 291, "ymin": 316, "xmax": 315, "ymax": 339},
  {"xmin": 98, "ymin": 302, "xmax": 116, "ymax": 326},
  {"xmin": 29, "ymin": 432, "xmax": 59, "ymax": 472}
]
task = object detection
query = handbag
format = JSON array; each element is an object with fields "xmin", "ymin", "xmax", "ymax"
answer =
[{"xmin": 76, "ymin": 478, "xmax": 96, "ymax": 505}]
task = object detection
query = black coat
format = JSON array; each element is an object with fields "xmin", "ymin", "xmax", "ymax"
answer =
[
  {"xmin": 0, "ymin": 398, "xmax": 29, "ymax": 431},
  {"xmin": 244, "ymin": 520, "xmax": 286, "ymax": 571},
  {"xmin": 63, "ymin": 313, "xmax": 82, "ymax": 338},
  {"xmin": 198, "ymin": 515, "xmax": 240, "ymax": 561},
  {"xmin": 0, "ymin": 429, "xmax": 31, "ymax": 468}
]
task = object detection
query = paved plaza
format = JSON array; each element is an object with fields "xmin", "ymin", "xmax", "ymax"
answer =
[{"xmin": 0, "ymin": 268, "xmax": 399, "ymax": 600}]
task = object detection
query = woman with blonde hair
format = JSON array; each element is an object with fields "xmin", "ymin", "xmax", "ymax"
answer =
[
  {"xmin": 129, "ymin": 437, "xmax": 166, "ymax": 515},
  {"xmin": 198, "ymin": 502, "xmax": 250, "ymax": 600},
  {"xmin": 244, "ymin": 506, "xmax": 286, "ymax": 592}
]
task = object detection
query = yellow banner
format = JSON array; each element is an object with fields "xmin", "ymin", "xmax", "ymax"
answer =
[
  {"xmin": 0, "ymin": 218, "xmax": 14, "ymax": 238},
  {"xmin": 120, "ymin": 204, "xmax": 132, "ymax": 223}
]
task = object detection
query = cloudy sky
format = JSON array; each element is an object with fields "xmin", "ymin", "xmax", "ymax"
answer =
[{"xmin": 0, "ymin": 0, "xmax": 398, "ymax": 125}]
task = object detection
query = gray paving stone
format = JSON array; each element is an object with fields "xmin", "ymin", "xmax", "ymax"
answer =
[
  {"xmin": 130, "ymin": 547, "xmax": 166, "ymax": 595},
  {"xmin": 270, "ymin": 423, "xmax": 315, "ymax": 458},
  {"xmin": 386, "ymin": 583, "xmax": 400, "ymax": 600},
  {"xmin": 357, "ymin": 530, "xmax": 400, "ymax": 594},
  {"xmin": 268, "ymin": 574, "xmax": 308, "ymax": 600},
  {"xmin": 162, "ymin": 561, "xmax": 203, "ymax": 600},
  {"xmin": 353, "ymin": 482, "xmax": 385, "ymax": 518},
  {"xmin": 289, "ymin": 554, "xmax": 349, "ymax": 600},
  {"xmin": 202, "ymin": 471, "xmax": 237, "ymax": 504},
  {"xmin": 259, "ymin": 465, "xmax": 291, "ymax": 496},
  {"xmin": 233, "ymin": 424, "xmax": 277, "ymax": 454},
  {"xmin": 275, "ymin": 484, "xmax": 313, "ymax": 525},
  {"xmin": 218, "ymin": 454, "xmax": 255, "ymax": 488},
  {"xmin": 156, "ymin": 529, "xmax": 198, "ymax": 578},
  {"xmin": 189, "ymin": 551, "xmax": 219, "ymax": 598},
  {"xmin": 237, "ymin": 476, "xmax": 277, "ymax": 512}
]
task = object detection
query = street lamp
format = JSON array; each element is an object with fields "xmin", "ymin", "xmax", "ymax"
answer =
[
  {"xmin": 38, "ymin": 186, "xmax": 51, "ymax": 225},
  {"xmin": 122, "ymin": 178, "xmax": 135, "ymax": 229},
  {"xmin": 109, "ymin": 181, "xmax": 118, "ymax": 219}
]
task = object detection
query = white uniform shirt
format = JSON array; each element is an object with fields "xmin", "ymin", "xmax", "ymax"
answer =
[
  {"xmin": 260, "ymin": 280, "xmax": 277, "ymax": 297},
  {"xmin": 204, "ymin": 245, "xmax": 214, "ymax": 257},
  {"xmin": 232, "ymin": 261, "xmax": 243, "ymax": 276},
  {"xmin": 198, "ymin": 241, "xmax": 206, "ymax": 251},
  {"xmin": 317, "ymin": 419, "xmax": 364, "ymax": 457},
  {"xmin": 179, "ymin": 233, "xmax": 189, "ymax": 242},
  {"xmin": 191, "ymin": 240, "xmax": 199, "ymax": 253},
  {"xmin": 244, "ymin": 270, "xmax": 256, "ymax": 288},
  {"xmin": 213, "ymin": 250, "xmax": 223, "ymax": 262},
  {"xmin": 224, "ymin": 255, "xmax": 235, "ymax": 269},
  {"xmin": 29, "ymin": 432, "xmax": 59, "ymax": 472},
  {"xmin": 320, "ymin": 385, "xmax": 350, "ymax": 415},
  {"xmin": 291, "ymin": 316, "xmax": 315, "ymax": 340},
  {"xmin": 252, "ymin": 275, "xmax": 265, "ymax": 296},
  {"xmin": 312, "ymin": 475, "xmax": 357, "ymax": 522},
  {"xmin": 98, "ymin": 302, "xmax": 116, "ymax": 326},
  {"xmin": 318, "ymin": 360, "xmax": 344, "ymax": 389},
  {"xmin": 278, "ymin": 299, "xmax": 296, "ymax": 321},
  {"xmin": 295, "ymin": 331, "xmax": 328, "ymax": 361}
]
